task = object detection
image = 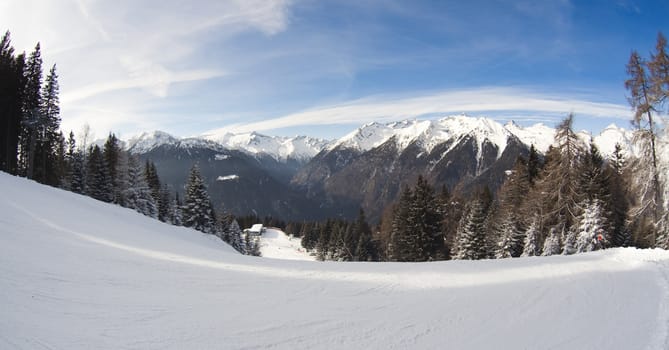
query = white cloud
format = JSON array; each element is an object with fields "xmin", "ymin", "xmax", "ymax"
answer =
[
  {"xmin": 215, "ymin": 87, "xmax": 632, "ymax": 134},
  {"xmin": 1, "ymin": 0, "xmax": 294, "ymax": 136}
]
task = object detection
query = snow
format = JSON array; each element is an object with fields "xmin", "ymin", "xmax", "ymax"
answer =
[
  {"xmin": 504, "ymin": 121, "xmax": 556, "ymax": 153},
  {"xmin": 126, "ymin": 130, "xmax": 179, "ymax": 153},
  {"xmin": 124, "ymin": 117, "xmax": 640, "ymax": 166},
  {"xmin": 214, "ymin": 154, "xmax": 230, "ymax": 160},
  {"xmin": 335, "ymin": 115, "xmax": 512, "ymax": 159},
  {"xmin": 2, "ymin": 172, "xmax": 669, "ymax": 349},
  {"xmin": 258, "ymin": 228, "xmax": 316, "ymax": 261},
  {"xmin": 216, "ymin": 175, "xmax": 239, "ymax": 181},
  {"xmin": 201, "ymin": 131, "xmax": 330, "ymax": 161}
]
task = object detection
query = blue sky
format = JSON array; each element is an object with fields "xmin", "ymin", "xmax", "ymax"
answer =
[{"xmin": 2, "ymin": 0, "xmax": 668, "ymax": 140}]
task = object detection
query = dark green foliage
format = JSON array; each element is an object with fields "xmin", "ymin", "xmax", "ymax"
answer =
[
  {"xmin": 182, "ymin": 164, "xmax": 216, "ymax": 234},
  {"xmin": 454, "ymin": 189, "xmax": 491, "ymax": 260},
  {"xmin": 103, "ymin": 133, "xmax": 122, "ymax": 203},
  {"xmin": 0, "ymin": 31, "xmax": 26, "ymax": 174},
  {"xmin": 85, "ymin": 145, "xmax": 112, "ymax": 202}
]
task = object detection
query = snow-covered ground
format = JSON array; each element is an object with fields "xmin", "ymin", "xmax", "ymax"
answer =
[
  {"xmin": 258, "ymin": 228, "xmax": 315, "ymax": 261},
  {"xmin": 2, "ymin": 172, "xmax": 669, "ymax": 349}
]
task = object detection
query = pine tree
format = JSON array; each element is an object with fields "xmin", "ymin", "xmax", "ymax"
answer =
[
  {"xmin": 182, "ymin": 164, "xmax": 216, "ymax": 234},
  {"xmin": 609, "ymin": 143, "xmax": 631, "ymax": 247},
  {"xmin": 542, "ymin": 226, "xmax": 562, "ymax": 256},
  {"xmin": 453, "ymin": 190, "xmax": 490, "ymax": 260},
  {"xmin": 33, "ymin": 64, "xmax": 61, "ymax": 186},
  {"xmin": 85, "ymin": 145, "xmax": 112, "ymax": 202},
  {"xmin": 144, "ymin": 160, "xmax": 167, "ymax": 221},
  {"xmin": 102, "ymin": 133, "xmax": 122, "ymax": 203},
  {"xmin": 354, "ymin": 209, "xmax": 375, "ymax": 261},
  {"xmin": 493, "ymin": 157, "xmax": 530, "ymax": 258},
  {"xmin": 410, "ymin": 176, "xmax": 444, "ymax": 261},
  {"xmin": 0, "ymin": 31, "xmax": 26, "ymax": 175},
  {"xmin": 387, "ymin": 186, "xmax": 413, "ymax": 261},
  {"xmin": 521, "ymin": 217, "xmax": 541, "ymax": 257},
  {"xmin": 575, "ymin": 199, "xmax": 609, "ymax": 253},
  {"xmin": 227, "ymin": 219, "xmax": 246, "ymax": 253},
  {"xmin": 123, "ymin": 155, "xmax": 157, "ymax": 218},
  {"xmin": 19, "ymin": 43, "xmax": 43, "ymax": 179},
  {"xmin": 171, "ymin": 192, "xmax": 183, "ymax": 226}
]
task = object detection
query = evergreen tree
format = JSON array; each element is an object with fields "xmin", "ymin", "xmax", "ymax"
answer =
[
  {"xmin": 354, "ymin": 209, "xmax": 375, "ymax": 261},
  {"xmin": 387, "ymin": 186, "xmax": 413, "ymax": 261},
  {"xmin": 144, "ymin": 160, "xmax": 167, "ymax": 221},
  {"xmin": 542, "ymin": 226, "xmax": 563, "ymax": 256},
  {"xmin": 171, "ymin": 192, "xmax": 183, "ymax": 226},
  {"xmin": 85, "ymin": 145, "xmax": 112, "ymax": 202},
  {"xmin": 453, "ymin": 190, "xmax": 490, "ymax": 260},
  {"xmin": 493, "ymin": 157, "xmax": 530, "ymax": 258},
  {"xmin": 182, "ymin": 164, "xmax": 216, "ymax": 234},
  {"xmin": 102, "ymin": 133, "xmax": 122, "ymax": 203},
  {"xmin": 227, "ymin": 219, "xmax": 246, "ymax": 253},
  {"xmin": 123, "ymin": 155, "xmax": 157, "ymax": 218},
  {"xmin": 609, "ymin": 143, "xmax": 631, "ymax": 247},
  {"xmin": 527, "ymin": 144, "xmax": 541, "ymax": 185},
  {"xmin": 410, "ymin": 176, "xmax": 444, "ymax": 261},
  {"xmin": 19, "ymin": 43, "xmax": 43, "ymax": 179},
  {"xmin": 0, "ymin": 31, "xmax": 26, "ymax": 175},
  {"xmin": 32, "ymin": 64, "xmax": 61, "ymax": 186},
  {"xmin": 575, "ymin": 199, "xmax": 609, "ymax": 253},
  {"xmin": 521, "ymin": 217, "xmax": 541, "ymax": 257}
]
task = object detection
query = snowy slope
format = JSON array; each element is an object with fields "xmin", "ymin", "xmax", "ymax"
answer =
[
  {"xmin": 332, "ymin": 115, "xmax": 638, "ymax": 159},
  {"xmin": 2, "ymin": 172, "xmax": 669, "ymax": 349},
  {"xmin": 258, "ymin": 228, "xmax": 315, "ymax": 261},
  {"xmin": 202, "ymin": 132, "xmax": 329, "ymax": 161},
  {"xmin": 127, "ymin": 130, "xmax": 328, "ymax": 161},
  {"xmin": 335, "ymin": 115, "xmax": 512, "ymax": 157}
]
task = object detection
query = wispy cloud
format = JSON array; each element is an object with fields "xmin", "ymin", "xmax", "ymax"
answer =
[
  {"xmin": 1, "ymin": 0, "xmax": 294, "ymax": 135},
  {"xmin": 212, "ymin": 87, "xmax": 631, "ymax": 134}
]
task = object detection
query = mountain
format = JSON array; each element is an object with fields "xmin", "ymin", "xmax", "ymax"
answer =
[
  {"xmin": 3, "ymin": 171, "xmax": 669, "ymax": 349},
  {"xmin": 126, "ymin": 116, "xmax": 639, "ymax": 222},
  {"xmin": 201, "ymin": 131, "xmax": 330, "ymax": 162},
  {"xmin": 293, "ymin": 116, "xmax": 538, "ymax": 220},
  {"xmin": 128, "ymin": 130, "xmax": 329, "ymax": 163}
]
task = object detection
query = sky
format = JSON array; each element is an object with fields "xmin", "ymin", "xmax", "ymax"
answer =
[{"xmin": 1, "ymin": 0, "xmax": 668, "ymax": 141}]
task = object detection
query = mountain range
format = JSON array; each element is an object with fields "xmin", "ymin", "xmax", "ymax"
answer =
[{"xmin": 126, "ymin": 115, "xmax": 635, "ymax": 222}]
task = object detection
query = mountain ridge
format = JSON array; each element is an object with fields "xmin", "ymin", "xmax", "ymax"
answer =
[{"xmin": 125, "ymin": 115, "xmax": 636, "ymax": 163}]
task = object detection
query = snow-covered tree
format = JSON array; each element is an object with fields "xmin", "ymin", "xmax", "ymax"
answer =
[
  {"xmin": 122, "ymin": 155, "xmax": 157, "ymax": 218},
  {"xmin": 542, "ymin": 227, "xmax": 562, "ymax": 256},
  {"xmin": 85, "ymin": 145, "xmax": 112, "ymax": 202},
  {"xmin": 575, "ymin": 200, "xmax": 609, "ymax": 253},
  {"xmin": 454, "ymin": 191, "xmax": 489, "ymax": 260},
  {"xmin": 227, "ymin": 219, "xmax": 246, "ymax": 253},
  {"xmin": 521, "ymin": 217, "xmax": 541, "ymax": 257},
  {"xmin": 182, "ymin": 164, "xmax": 216, "ymax": 234}
]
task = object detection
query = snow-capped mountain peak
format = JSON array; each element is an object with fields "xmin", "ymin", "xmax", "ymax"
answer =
[
  {"xmin": 200, "ymin": 130, "xmax": 330, "ymax": 161},
  {"xmin": 333, "ymin": 115, "xmax": 513, "ymax": 159},
  {"xmin": 126, "ymin": 130, "xmax": 179, "ymax": 154}
]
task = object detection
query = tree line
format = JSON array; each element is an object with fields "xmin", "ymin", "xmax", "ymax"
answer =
[
  {"xmin": 2, "ymin": 29, "xmax": 667, "ymax": 262},
  {"xmin": 0, "ymin": 31, "xmax": 258, "ymax": 257},
  {"xmin": 288, "ymin": 32, "xmax": 669, "ymax": 261}
]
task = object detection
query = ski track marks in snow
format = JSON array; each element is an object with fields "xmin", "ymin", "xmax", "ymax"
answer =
[
  {"xmin": 3, "ymin": 172, "xmax": 669, "ymax": 349},
  {"xmin": 8, "ymin": 202, "xmax": 656, "ymax": 292}
]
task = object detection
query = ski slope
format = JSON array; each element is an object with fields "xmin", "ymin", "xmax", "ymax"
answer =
[
  {"xmin": 258, "ymin": 228, "xmax": 316, "ymax": 261},
  {"xmin": 1, "ymin": 172, "xmax": 669, "ymax": 349}
]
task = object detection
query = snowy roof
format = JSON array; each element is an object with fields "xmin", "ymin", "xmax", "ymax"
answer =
[{"xmin": 249, "ymin": 224, "xmax": 264, "ymax": 233}]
